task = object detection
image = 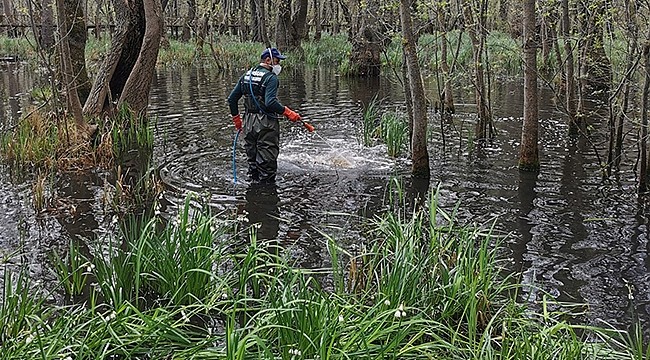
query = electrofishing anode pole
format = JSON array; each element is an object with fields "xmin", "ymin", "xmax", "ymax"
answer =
[
  {"xmin": 301, "ymin": 119, "xmax": 315, "ymax": 132},
  {"xmin": 232, "ymin": 128, "xmax": 241, "ymax": 184}
]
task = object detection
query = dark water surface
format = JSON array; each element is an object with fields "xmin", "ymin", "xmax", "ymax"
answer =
[{"xmin": 1, "ymin": 64, "xmax": 649, "ymax": 335}]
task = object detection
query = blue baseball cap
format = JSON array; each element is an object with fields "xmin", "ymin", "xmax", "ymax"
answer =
[{"xmin": 261, "ymin": 47, "xmax": 286, "ymax": 60}]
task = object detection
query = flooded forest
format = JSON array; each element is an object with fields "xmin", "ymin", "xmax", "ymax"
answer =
[{"xmin": 1, "ymin": 0, "xmax": 650, "ymax": 358}]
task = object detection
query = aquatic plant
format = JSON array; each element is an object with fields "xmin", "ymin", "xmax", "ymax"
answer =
[
  {"xmin": 3, "ymin": 190, "xmax": 648, "ymax": 358},
  {"xmin": 379, "ymin": 110, "xmax": 408, "ymax": 157},
  {"xmin": 303, "ymin": 33, "xmax": 351, "ymax": 66},
  {"xmin": 360, "ymin": 95, "xmax": 381, "ymax": 147}
]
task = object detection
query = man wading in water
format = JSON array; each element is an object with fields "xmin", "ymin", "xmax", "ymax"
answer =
[{"xmin": 227, "ymin": 47, "xmax": 302, "ymax": 184}]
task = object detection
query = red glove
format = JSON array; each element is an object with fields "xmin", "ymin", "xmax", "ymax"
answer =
[
  {"xmin": 283, "ymin": 107, "xmax": 301, "ymax": 122},
  {"xmin": 232, "ymin": 114, "xmax": 242, "ymax": 130}
]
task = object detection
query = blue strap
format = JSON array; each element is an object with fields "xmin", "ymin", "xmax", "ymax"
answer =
[{"xmin": 248, "ymin": 68, "xmax": 270, "ymax": 116}]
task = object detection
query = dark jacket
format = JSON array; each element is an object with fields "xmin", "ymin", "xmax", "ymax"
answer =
[{"xmin": 227, "ymin": 65, "xmax": 285, "ymax": 118}]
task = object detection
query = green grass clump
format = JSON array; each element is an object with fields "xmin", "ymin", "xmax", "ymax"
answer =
[
  {"xmin": 2, "ymin": 189, "xmax": 648, "ymax": 358},
  {"xmin": 360, "ymin": 95, "xmax": 381, "ymax": 147},
  {"xmin": 379, "ymin": 110, "xmax": 408, "ymax": 157},
  {"xmin": 303, "ymin": 33, "xmax": 351, "ymax": 66}
]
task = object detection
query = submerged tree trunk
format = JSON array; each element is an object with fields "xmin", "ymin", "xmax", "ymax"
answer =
[
  {"xmin": 463, "ymin": 0, "xmax": 491, "ymax": 140},
  {"xmin": 400, "ymin": 0, "xmax": 430, "ymax": 178},
  {"xmin": 561, "ymin": 0, "xmax": 577, "ymax": 130},
  {"xmin": 519, "ymin": 0, "xmax": 539, "ymax": 171},
  {"xmin": 438, "ymin": 3, "xmax": 454, "ymax": 117},
  {"xmin": 348, "ymin": 0, "xmax": 382, "ymax": 76},
  {"xmin": 608, "ymin": 0, "xmax": 638, "ymax": 175},
  {"xmin": 639, "ymin": 30, "xmax": 650, "ymax": 194}
]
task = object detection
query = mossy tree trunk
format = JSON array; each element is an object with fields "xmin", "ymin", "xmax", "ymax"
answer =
[{"xmin": 400, "ymin": 0, "xmax": 430, "ymax": 179}]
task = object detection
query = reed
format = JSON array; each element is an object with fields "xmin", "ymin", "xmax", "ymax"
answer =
[{"xmin": 379, "ymin": 110, "xmax": 408, "ymax": 157}]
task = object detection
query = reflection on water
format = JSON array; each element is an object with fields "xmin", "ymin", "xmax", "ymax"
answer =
[{"xmin": 0, "ymin": 64, "xmax": 648, "ymax": 336}]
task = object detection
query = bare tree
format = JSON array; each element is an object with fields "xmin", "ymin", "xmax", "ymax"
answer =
[
  {"xmin": 607, "ymin": 0, "xmax": 639, "ymax": 175},
  {"xmin": 462, "ymin": 0, "xmax": 492, "ymax": 140},
  {"xmin": 519, "ymin": 0, "xmax": 539, "ymax": 171},
  {"xmin": 639, "ymin": 28, "xmax": 650, "ymax": 194},
  {"xmin": 400, "ymin": 0, "xmax": 430, "ymax": 178},
  {"xmin": 561, "ymin": 0, "xmax": 577, "ymax": 130}
]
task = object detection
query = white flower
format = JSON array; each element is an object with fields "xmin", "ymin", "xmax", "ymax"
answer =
[
  {"xmin": 221, "ymin": 293, "xmax": 228, "ymax": 300},
  {"xmin": 384, "ymin": 299, "xmax": 391, "ymax": 306},
  {"xmin": 394, "ymin": 310, "xmax": 402, "ymax": 318},
  {"xmin": 338, "ymin": 314, "xmax": 344, "ymax": 322},
  {"xmin": 25, "ymin": 334, "xmax": 35, "ymax": 344},
  {"xmin": 398, "ymin": 304, "xmax": 406, "ymax": 317}
]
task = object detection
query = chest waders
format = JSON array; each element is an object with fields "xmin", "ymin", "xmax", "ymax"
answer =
[{"xmin": 242, "ymin": 67, "xmax": 280, "ymax": 183}]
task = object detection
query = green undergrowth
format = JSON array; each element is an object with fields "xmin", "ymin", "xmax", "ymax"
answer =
[{"xmin": 1, "ymin": 186, "xmax": 646, "ymax": 358}]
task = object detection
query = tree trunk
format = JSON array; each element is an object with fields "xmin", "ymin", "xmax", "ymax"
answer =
[
  {"xmin": 463, "ymin": 0, "xmax": 491, "ymax": 140},
  {"xmin": 275, "ymin": 0, "xmax": 306, "ymax": 51},
  {"xmin": 400, "ymin": 0, "xmax": 430, "ymax": 179},
  {"xmin": 276, "ymin": 0, "xmax": 293, "ymax": 49},
  {"xmin": 294, "ymin": 0, "xmax": 308, "ymax": 42},
  {"xmin": 608, "ymin": 0, "xmax": 638, "ymax": 174},
  {"xmin": 438, "ymin": 4, "xmax": 454, "ymax": 116},
  {"xmin": 348, "ymin": 0, "xmax": 382, "ymax": 76},
  {"xmin": 40, "ymin": 0, "xmax": 55, "ymax": 53},
  {"xmin": 577, "ymin": 0, "xmax": 612, "ymax": 96},
  {"xmin": 519, "ymin": 0, "xmax": 539, "ymax": 171},
  {"xmin": 83, "ymin": 0, "xmax": 145, "ymax": 117},
  {"xmin": 250, "ymin": 0, "xmax": 268, "ymax": 44},
  {"xmin": 182, "ymin": 0, "xmax": 195, "ymax": 41},
  {"xmin": 2, "ymin": 0, "xmax": 17, "ymax": 37},
  {"xmin": 638, "ymin": 30, "xmax": 649, "ymax": 194},
  {"xmin": 56, "ymin": 0, "xmax": 87, "ymax": 134},
  {"xmin": 561, "ymin": 0, "xmax": 577, "ymax": 130},
  {"xmin": 313, "ymin": 0, "xmax": 322, "ymax": 41},
  {"xmin": 118, "ymin": 0, "xmax": 163, "ymax": 117},
  {"xmin": 64, "ymin": 0, "xmax": 91, "ymax": 104}
]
